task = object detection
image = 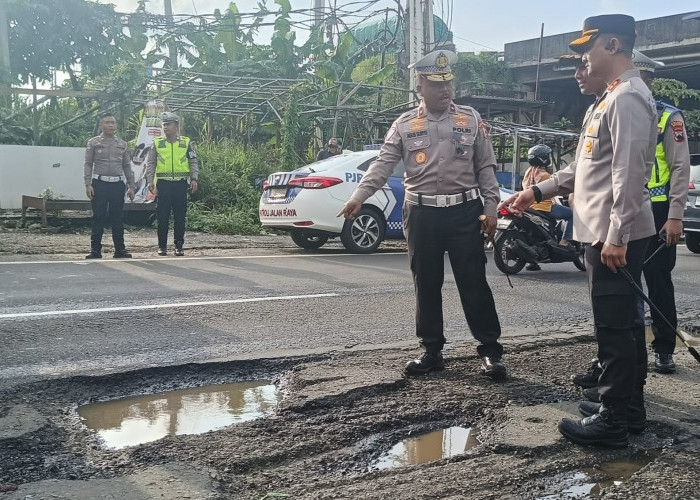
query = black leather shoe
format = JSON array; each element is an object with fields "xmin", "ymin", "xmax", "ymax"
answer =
[
  {"xmin": 558, "ymin": 404, "xmax": 629, "ymax": 447},
  {"xmin": 174, "ymin": 247, "xmax": 185, "ymax": 256},
  {"xmin": 526, "ymin": 263, "xmax": 541, "ymax": 271},
  {"xmin": 113, "ymin": 250, "xmax": 132, "ymax": 259},
  {"xmin": 579, "ymin": 401, "xmax": 645, "ymax": 434},
  {"xmin": 481, "ymin": 356, "xmax": 507, "ymax": 379},
  {"xmin": 85, "ymin": 251, "xmax": 102, "ymax": 259},
  {"xmin": 583, "ymin": 386, "xmax": 600, "ymax": 402},
  {"xmin": 157, "ymin": 248, "xmax": 167, "ymax": 256},
  {"xmin": 571, "ymin": 358, "xmax": 602, "ymax": 389},
  {"xmin": 404, "ymin": 352, "xmax": 445, "ymax": 376},
  {"xmin": 654, "ymin": 353, "xmax": 676, "ymax": 374}
]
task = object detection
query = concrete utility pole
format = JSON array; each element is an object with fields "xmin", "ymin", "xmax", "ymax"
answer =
[
  {"xmin": 406, "ymin": 0, "xmax": 435, "ymax": 103},
  {"xmin": 164, "ymin": 0, "xmax": 178, "ymax": 68},
  {"xmin": 0, "ymin": 0, "xmax": 10, "ymax": 79},
  {"xmin": 313, "ymin": 0, "xmax": 323, "ymax": 30}
]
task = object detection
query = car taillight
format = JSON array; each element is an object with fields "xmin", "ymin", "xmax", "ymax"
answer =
[
  {"xmin": 690, "ymin": 182, "xmax": 696, "ymax": 190},
  {"xmin": 288, "ymin": 176, "xmax": 343, "ymax": 189},
  {"xmin": 262, "ymin": 179, "xmax": 269, "ymax": 190},
  {"xmin": 498, "ymin": 206, "xmax": 511, "ymax": 216}
]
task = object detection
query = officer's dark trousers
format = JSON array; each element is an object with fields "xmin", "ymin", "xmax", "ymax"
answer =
[
  {"xmin": 403, "ymin": 198, "xmax": 503, "ymax": 358},
  {"xmin": 156, "ymin": 179, "xmax": 188, "ymax": 249},
  {"xmin": 586, "ymin": 238, "xmax": 649, "ymax": 410},
  {"xmin": 643, "ymin": 201, "xmax": 677, "ymax": 355},
  {"xmin": 90, "ymin": 179, "xmax": 126, "ymax": 253}
]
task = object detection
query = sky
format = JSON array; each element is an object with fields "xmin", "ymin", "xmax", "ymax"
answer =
[{"xmin": 101, "ymin": 0, "xmax": 700, "ymax": 52}]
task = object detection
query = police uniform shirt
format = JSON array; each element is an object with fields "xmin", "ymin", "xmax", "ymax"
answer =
[
  {"xmin": 84, "ymin": 135, "xmax": 135, "ymax": 188},
  {"xmin": 350, "ymin": 102, "xmax": 500, "ymax": 217},
  {"xmin": 145, "ymin": 137, "xmax": 199, "ymax": 184},
  {"xmin": 538, "ymin": 69, "xmax": 656, "ymax": 245},
  {"xmin": 657, "ymin": 107, "xmax": 690, "ymax": 220}
]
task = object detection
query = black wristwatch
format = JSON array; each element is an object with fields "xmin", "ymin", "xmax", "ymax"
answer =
[{"xmin": 530, "ymin": 185, "xmax": 543, "ymax": 203}]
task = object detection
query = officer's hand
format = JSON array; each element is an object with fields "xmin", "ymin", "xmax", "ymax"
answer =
[
  {"xmin": 86, "ymin": 185, "xmax": 94, "ymax": 200},
  {"xmin": 482, "ymin": 216, "xmax": 497, "ymax": 243},
  {"xmin": 337, "ymin": 199, "xmax": 362, "ymax": 220},
  {"xmin": 148, "ymin": 182, "xmax": 156, "ymax": 195},
  {"xmin": 499, "ymin": 189, "xmax": 535, "ymax": 217},
  {"xmin": 660, "ymin": 219, "xmax": 682, "ymax": 246},
  {"xmin": 190, "ymin": 180, "xmax": 198, "ymax": 193},
  {"xmin": 126, "ymin": 188, "xmax": 135, "ymax": 201},
  {"xmin": 601, "ymin": 242, "xmax": 627, "ymax": 273}
]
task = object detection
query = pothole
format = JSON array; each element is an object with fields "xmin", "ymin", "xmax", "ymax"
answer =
[
  {"xmin": 78, "ymin": 381, "xmax": 281, "ymax": 449},
  {"xmin": 371, "ymin": 426, "xmax": 479, "ymax": 469},
  {"xmin": 537, "ymin": 450, "xmax": 661, "ymax": 498}
]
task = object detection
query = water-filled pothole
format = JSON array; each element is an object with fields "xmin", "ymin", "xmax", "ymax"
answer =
[
  {"xmin": 78, "ymin": 381, "xmax": 280, "ymax": 449},
  {"xmin": 371, "ymin": 426, "xmax": 479, "ymax": 469},
  {"xmin": 538, "ymin": 450, "xmax": 660, "ymax": 498}
]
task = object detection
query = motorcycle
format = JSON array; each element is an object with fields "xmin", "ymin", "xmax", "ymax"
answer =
[{"xmin": 493, "ymin": 201, "xmax": 586, "ymax": 275}]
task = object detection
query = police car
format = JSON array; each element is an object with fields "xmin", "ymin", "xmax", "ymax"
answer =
[{"xmin": 259, "ymin": 149, "xmax": 514, "ymax": 253}]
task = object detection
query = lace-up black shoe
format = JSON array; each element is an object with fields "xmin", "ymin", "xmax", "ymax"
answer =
[
  {"xmin": 579, "ymin": 401, "xmax": 645, "ymax": 434},
  {"xmin": 583, "ymin": 386, "xmax": 600, "ymax": 402},
  {"xmin": 558, "ymin": 404, "xmax": 629, "ymax": 447},
  {"xmin": 404, "ymin": 352, "xmax": 445, "ymax": 376},
  {"xmin": 113, "ymin": 250, "xmax": 132, "ymax": 258},
  {"xmin": 85, "ymin": 251, "xmax": 102, "ymax": 259},
  {"xmin": 571, "ymin": 358, "xmax": 602, "ymax": 388},
  {"xmin": 654, "ymin": 353, "xmax": 676, "ymax": 374}
]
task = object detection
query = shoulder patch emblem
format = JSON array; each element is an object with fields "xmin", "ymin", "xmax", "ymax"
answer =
[
  {"xmin": 415, "ymin": 151, "xmax": 427, "ymax": 165},
  {"xmin": 478, "ymin": 121, "xmax": 489, "ymax": 139},
  {"xmin": 669, "ymin": 120, "xmax": 686, "ymax": 142},
  {"xmin": 385, "ymin": 125, "xmax": 397, "ymax": 141}
]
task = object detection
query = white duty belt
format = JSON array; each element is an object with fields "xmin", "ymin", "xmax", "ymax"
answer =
[
  {"xmin": 92, "ymin": 174, "xmax": 125, "ymax": 183},
  {"xmin": 405, "ymin": 188, "xmax": 480, "ymax": 207}
]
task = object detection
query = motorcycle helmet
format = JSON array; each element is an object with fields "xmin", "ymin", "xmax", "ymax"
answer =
[{"xmin": 527, "ymin": 144, "xmax": 552, "ymax": 168}]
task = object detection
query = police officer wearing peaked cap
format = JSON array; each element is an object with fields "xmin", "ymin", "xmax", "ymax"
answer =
[
  {"xmin": 146, "ymin": 112, "xmax": 199, "ymax": 256},
  {"xmin": 503, "ymin": 14, "xmax": 658, "ymax": 447},
  {"xmin": 339, "ymin": 50, "xmax": 507, "ymax": 379},
  {"xmin": 632, "ymin": 49, "xmax": 690, "ymax": 375}
]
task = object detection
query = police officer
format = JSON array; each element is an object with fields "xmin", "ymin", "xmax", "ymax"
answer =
[
  {"xmin": 633, "ymin": 50, "xmax": 690, "ymax": 374},
  {"xmin": 339, "ymin": 50, "xmax": 506, "ymax": 379},
  {"xmin": 503, "ymin": 15, "xmax": 657, "ymax": 447},
  {"xmin": 84, "ymin": 112, "xmax": 136, "ymax": 259},
  {"xmin": 146, "ymin": 112, "xmax": 199, "ymax": 256}
]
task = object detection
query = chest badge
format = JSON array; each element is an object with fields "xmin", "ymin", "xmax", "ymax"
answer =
[
  {"xmin": 585, "ymin": 139, "xmax": 593, "ymax": 154},
  {"xmin": 415, "ymin": 151, "xmax": 427, "ymax": 165}
]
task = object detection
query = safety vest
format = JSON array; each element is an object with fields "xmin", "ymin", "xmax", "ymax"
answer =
[
  {"xmin": 155, "ymin": 136, "xmax": 191, "ymax": 180},
  {"xmin": 650, "ymin": 102, "xmax": 682, "ymax": 202}
]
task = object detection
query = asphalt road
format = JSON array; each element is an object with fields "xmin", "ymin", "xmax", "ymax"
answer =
[{"xmin": 1, "ymin": 247, "xmax": 698, "ymax": 388}]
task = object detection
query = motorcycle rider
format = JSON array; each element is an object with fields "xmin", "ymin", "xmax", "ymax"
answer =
[{"xmin": 520, "ymin": 144, "xmax": 574, "ymax": 270}]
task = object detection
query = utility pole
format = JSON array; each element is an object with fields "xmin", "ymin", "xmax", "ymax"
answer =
[
  {"xmin": 313, "ymin": 0, "xmax": 323, "ymax": 30},
  {"xmin": 0, "ymin": 0, "xmax": 10, "ymax": 81},
  {"xmin": 164, "ymin": 0, "xmax": 178, "ymax": 69},
  {"xmin": 423, "ymin": 0, "xmax": 434, "ymax": 53}
]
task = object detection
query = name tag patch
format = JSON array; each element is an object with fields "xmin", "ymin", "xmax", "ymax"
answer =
[{"xmin": 407, "ymin": 130, "xmax": 428, "ymax": 139}]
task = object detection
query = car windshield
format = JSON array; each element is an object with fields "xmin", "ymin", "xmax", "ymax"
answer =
[{"xmin": 294, "ymin": 151, "xmax": 379, "ymax": 174}]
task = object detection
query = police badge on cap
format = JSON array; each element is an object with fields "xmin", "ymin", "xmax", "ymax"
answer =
[{"xmin": 408, "ymin": 50, "xmax": 457, "ymax": 82}]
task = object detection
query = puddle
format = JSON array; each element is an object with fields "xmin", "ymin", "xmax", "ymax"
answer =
[
  {"xmin": 78, "ymin": 381, "xmax": 281, "ymax": 449},
  {"xmin": 538, "ymin": 450, "xmax": 660, "ymax": 498},
  {"xmin": 371, "ymin": 426, "xmax": 479, "ymax": 469}
]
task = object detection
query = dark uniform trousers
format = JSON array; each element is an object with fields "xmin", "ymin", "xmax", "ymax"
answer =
[
  {"xmin": 90, "ymin": 179, "xmax": 127, "ymax": 253},
  {"xmin": 586, "ymin": 237, "xmax": 650, "ymax": 409},
  {"xmin": 403, "ymin": 198, "xmax": 503, "ymax": 358},
  {"xmin": 156, "ymin": 179, "xmax": 188, "ymax": 249},
  {"xmin": 643, "ymin": 200, "xmax": 677, "ymax": 355}
]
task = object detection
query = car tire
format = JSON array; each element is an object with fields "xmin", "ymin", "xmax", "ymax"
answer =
[
  {"xmin": 290, "ymin": 230, "xmax": 329, "ymax": 250},
  {"xmin": 340, "ymin": 207, "xmax": 386, "ymax": 254},
  {"xmin": 686, "ymin": 232, "xmax": 700, "ymax": 254}
]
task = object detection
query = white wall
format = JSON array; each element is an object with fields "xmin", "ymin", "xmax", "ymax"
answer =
[{"xmin": 0, "ymin": 145, "xmax": 87, "ymax": 209}]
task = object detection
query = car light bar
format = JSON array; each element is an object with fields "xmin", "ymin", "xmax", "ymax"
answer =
[{"xmin": 288, "ymin": 176, "xmax": 343, "ymax": 189}]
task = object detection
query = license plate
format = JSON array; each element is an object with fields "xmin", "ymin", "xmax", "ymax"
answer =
[
  {"xmin": 496, "ymin": 219, "xmax": 513, "ymax": 230},
  {"xmin": 269, "ymin": 187, "xmax": 287, "ymax": 199}
]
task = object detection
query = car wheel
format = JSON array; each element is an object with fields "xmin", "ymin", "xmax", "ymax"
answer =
[
  {"xmin": 341, "ymin": 207, "xmax": 386, "ymax": 254},
  {"xmin": 686, "ymin": 232, "xmax": 700, "ymax": 254},
  {"xmin": 290, "ymin": 229, "xmax": 329, "ymax": 250}
]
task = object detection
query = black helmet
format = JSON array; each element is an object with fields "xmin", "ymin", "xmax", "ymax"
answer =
[{"xmin": 527, "ymin": 144, "xmax": 552, "ymax": 167}]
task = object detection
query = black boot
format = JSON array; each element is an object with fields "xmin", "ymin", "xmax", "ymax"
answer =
[
  {"xmin": 404, "ymin": 352, "xmax": 445, "ymax": 376},
  {"xmin": 571, "ymin": 358, "xmax": 602, "ymax": 389},
  {"xmin": 558, "ymin": 403, "xmax": 629, "ymax": 447},
  {"xmin": 481, "ymin": 356, "xmax": 507, "ymax": 379},
  {"xmin": 113, "ymin": 249, "xmax": 132, "ymax": 258},
  {"xmin": 654, "ymin": 353, "xmax": 676, "ymax": 374},
  {"xmin": 578, "ymin": 397, "xmax": 646, "ymax": 434},
  {"xmin": 85, "ymin": 250, "xmax": 102, "ymax": 259},
  {"xmin": 583, "ymin": 386, "xmax": 600, "ymax": 402}
]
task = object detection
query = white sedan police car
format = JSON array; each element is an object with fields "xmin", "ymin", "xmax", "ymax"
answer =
[{"xmin": 259, "ymin": 149, "xmax": 513, "ymax": 253}]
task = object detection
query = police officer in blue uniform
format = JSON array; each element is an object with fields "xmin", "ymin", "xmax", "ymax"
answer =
[{"xmin": 339, "ymin": 50, "xmax": 506, "ymax": 379}]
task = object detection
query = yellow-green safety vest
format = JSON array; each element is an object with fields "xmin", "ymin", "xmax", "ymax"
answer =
[
  {"xmin": 650, "ymin": 102, "xmax": 681, "ymax": 202},
  {"xmin": 155, "ymin": 136, "xmax": 191, "ymax": 180}
]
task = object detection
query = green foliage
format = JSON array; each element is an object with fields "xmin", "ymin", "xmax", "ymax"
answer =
[
  {"xmin": 652, "ymin": 78, "xmax": 700, "ymax": 107},
  {"xmin": 453, "ymin": 52, "xmax": 513, "ymax": 85},
  {"xmin": 280, "ymin": 85, "xmax": 303, "ymax": 171}
]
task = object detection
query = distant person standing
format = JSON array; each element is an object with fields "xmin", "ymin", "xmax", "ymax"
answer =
[
  {"xmin": 84, "ymin": 112, "xmax": 136, "ymax": 259},
  {"xmin": 146, "ymin": 112, "xmax": 199, "ymax": 256},
  {"xmin": 316, "ymin": 138, "xmax": 341, "ymax": 161}
]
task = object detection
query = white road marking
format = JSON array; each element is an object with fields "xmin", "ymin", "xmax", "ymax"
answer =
[
  {"xmin": 0, "ymin": 253, "xmax": 402, "ymax": 266},
  {"xmin": 0, "ymin": 293, "xmax": 338, "ymax": 320}
]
